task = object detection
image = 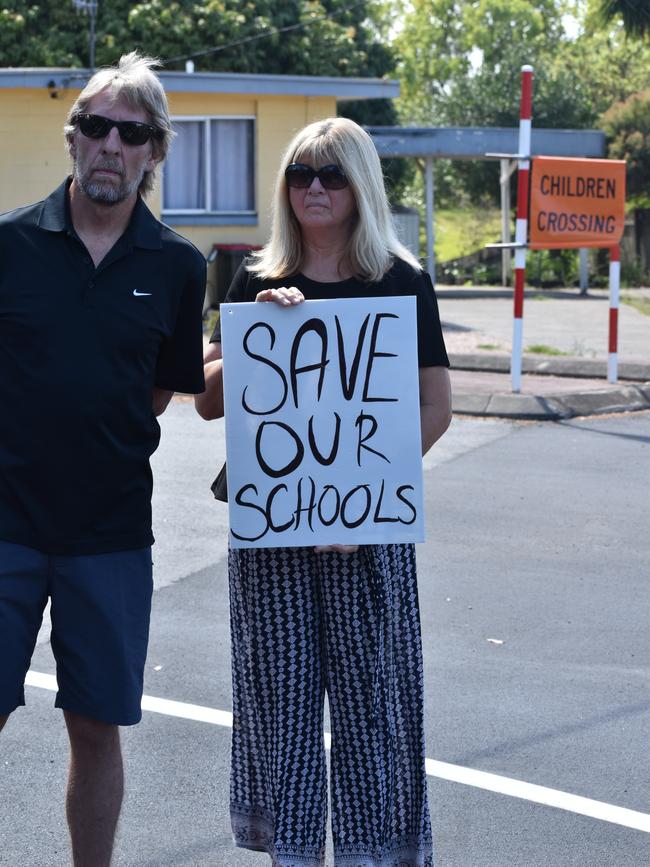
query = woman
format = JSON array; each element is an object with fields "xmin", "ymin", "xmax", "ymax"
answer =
[{"xmin": 196, "ymin": 117, "xmax": 451, "ymax": 867}]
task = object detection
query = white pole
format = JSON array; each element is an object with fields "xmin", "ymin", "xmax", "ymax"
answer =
[
  {"xmin": 500, "ymin": 159, "xmax": 512, "ymax": 286},
  {"xmin": 608, "ymin": 245, "xmax": 620, "ymax": 384},
  {"xmin": 579, "ymin": 248, "xmax": 589, "ymax": 295},
  {"xmin": 425, "ymin": 156, "xmax": 435, "ymax": 283},
  {"xmin": 511, "ymin": 65, "xmax": 534, "ymax": 393}
]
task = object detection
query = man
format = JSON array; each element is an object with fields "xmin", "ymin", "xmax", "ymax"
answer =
[{"xmin": 0, "ymin": 52, "xmax": 205, "ymax": 865}]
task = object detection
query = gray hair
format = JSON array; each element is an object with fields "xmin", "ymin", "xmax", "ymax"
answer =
[
  {"xmin": 64, "ymin": 52, "xmax": 173, "ymax": 196},
  {"xmin": 249, "ymin": 117, "xmax": 420, "ymax": 282}
]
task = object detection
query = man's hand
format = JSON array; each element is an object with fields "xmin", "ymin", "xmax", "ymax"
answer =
[{"xmin": 195, "ymin": 342, "xmax": 224, "ymax": 420}]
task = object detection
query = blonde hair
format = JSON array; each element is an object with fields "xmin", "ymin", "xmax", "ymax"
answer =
[
  {"xmin": 64, "ymin": 52, "xmax": 173, "ymax": 196},
  {"xmin": 249, "ymin": 117, "xmax": 421, "ymax": 282}
]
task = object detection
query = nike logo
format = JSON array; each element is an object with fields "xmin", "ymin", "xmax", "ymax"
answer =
[{"xmin": 133, "ymin": 289, "xmax": 152, "ymax": 297}]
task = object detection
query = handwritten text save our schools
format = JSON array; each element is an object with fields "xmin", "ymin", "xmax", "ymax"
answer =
[{"xmin": 221, "ymin": 297, "xmax": 424, "ymax": 548}]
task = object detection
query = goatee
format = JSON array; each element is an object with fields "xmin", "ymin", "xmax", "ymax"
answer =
[{"xmin": 74, "ymin": 159, "xmax": 142, "ymax": 205}]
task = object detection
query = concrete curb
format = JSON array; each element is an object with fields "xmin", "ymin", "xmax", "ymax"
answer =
[
  {"xmin": 449, "ymin": 353, "xmax": 650, "ymax": 382},
  {"xmin": 438, "ymin": 287, "xmax": 595, "ymax": 300},
  {"xmin": 453, "ymin": 384, "xmax": 650, "ymax": 420}
]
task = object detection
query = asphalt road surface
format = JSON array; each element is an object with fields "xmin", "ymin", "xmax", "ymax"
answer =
[{"xmin": 2, "ymin": 401, "xmax": 649, "ymax": 867}]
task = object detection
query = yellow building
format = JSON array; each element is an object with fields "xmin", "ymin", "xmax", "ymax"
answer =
[{"xmin": 0, "ymin": 68, "xmax": 398, "ymax": 260}]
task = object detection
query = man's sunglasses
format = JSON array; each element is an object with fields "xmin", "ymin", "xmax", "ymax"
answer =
[
  {"xmin": 285, "ymin": 163, "xmax": 349, "ymax": 190},
  {"xmin": 73, "ymin": 113, "xmax": 162, "ymax": 146}
]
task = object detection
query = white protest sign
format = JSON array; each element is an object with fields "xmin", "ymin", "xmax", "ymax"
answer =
[{"xmin": 220, "ymin": 296, "xmax": 424, "ymax": 548}]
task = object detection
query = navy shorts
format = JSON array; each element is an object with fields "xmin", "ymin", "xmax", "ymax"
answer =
[{"xmin": 0, "ymin": 539, "xmax": 153, "ymax": 726}]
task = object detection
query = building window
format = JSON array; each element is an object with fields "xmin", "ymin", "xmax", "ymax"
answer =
[{"xmin": 163, "ymin": 117, "xmax": 255, "ymax": 215}]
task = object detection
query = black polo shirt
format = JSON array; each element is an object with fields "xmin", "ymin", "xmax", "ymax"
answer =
[{"xmin": 0, "ymin": 179, "xmax": 205, "ymax": 555}]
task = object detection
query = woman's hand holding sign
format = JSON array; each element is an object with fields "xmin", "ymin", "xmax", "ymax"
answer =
[
  {"xmin": 255, "ymin": 286, "xmax": 305, "ymax": 306},
  {"xmin": 197, "ymin": 287, "xmax": 305, "ymax": 420}
]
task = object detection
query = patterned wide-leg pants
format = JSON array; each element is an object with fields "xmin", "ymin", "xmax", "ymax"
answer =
[{"xmin": 228, "ymin": 544, "xmax": 434, "ymax": 867}]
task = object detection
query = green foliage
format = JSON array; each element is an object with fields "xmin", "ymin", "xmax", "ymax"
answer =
[
  {"xmin": 0, "ymin": 1, "xmax": 393, "ymax": 78},
  {"xmin": 122, "ymin": 0, "xmax": 394, "ymax": 77},
  {"xmin": 601, "ymin": 88, "xmax": 650, "ymax": 199},
  {"xmin": 525, "ymin": 343, "xmax": 570, "ymax": 355},
  {"xmin": 470, "ymin": 262, "xmax": 501, "ymax": 284},
  {"xmin": 527, "ymin": 249, "xmax": 580, "ymax": 286},
  {"xmin": 0, "ymin": 2, "xmax": 90, "ymax": 65},
  {"xmin": 597, "ymin": 0, "xmax": 650, "ymax": 38},
  {"xmin": 434, "ymin": 207, "xmax": 503, "ymax": 262},
  {"xmin": 425, "ymin": 205, "xmax": 503, "ymax": 284},
  {"xmin": 394, "ymin": 0, "xmax": 589, "ymax": 128},
  {"xmin": 621, "ymin": 263, "xmax": 650, "ymax": 289},
  {"xmin": 393, "ymin": 0, "xmax": 469, "ymax": 125},
  {"xmin": 562, "ymin": 11, "xmax": 650, "ymax": 117},
  {"xmin": 392, "ymin": 0, "xmax": 650, "ymax": 207}
]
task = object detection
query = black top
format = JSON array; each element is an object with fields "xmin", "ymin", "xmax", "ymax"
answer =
[
  {"xmin": 211, "ymin": 258, "xmax": 449, "ymax": 369},
  {"xmin": 0, "ymin": 179, "xmax": 206, "ymax": 555}
]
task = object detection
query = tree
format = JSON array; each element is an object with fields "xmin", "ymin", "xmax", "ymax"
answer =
[
  {"xmin": 392, "ymin": 0, "xmax": 650, "ymax": 206},
  {"xmin": 0, "ymin": 2, "xmax": 90, "ymax": 66},
  {"xmin": 0, "ymin": 1, "xmax": 393, "ymax": 77},
  {"xmin": 394, "ymin": 0, "xmax": 575, "ymax": 124},
  {"xmin": 393, "ymin": 0, "xmax": 598, "ymax": 205},
  {"xmin": 392, "ymin": 0, "xmax": 470, "ymax": 127},
  {"xmin": 556, "ymin": 22, "xmax": 650, "ymax": 117},
  {"xmin": 601, "ymin": 88, "xmax": 650, "ymax": 203},
  {"xmin": 598, "ymin": 0, "xmax": 650, "ymax": 38}
]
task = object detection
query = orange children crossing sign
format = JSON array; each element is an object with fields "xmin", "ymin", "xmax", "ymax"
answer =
[{"xmin": 529, "ymin": 157, "xmax": 626, "ymax": 249}]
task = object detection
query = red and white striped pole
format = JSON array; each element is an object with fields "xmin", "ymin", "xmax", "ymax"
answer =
[
  {"xmin": 512, "ymin": 65, "xmax": 533, "ymax": 393},
  {"xmin": 608, "ymin": 244, "xmax": 620, "ymax": 383}
]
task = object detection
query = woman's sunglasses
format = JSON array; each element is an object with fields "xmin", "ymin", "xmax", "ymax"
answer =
[
  {"xmin": 285, "ymin": 163, "xmax": 349, "ymax": 190},
  {"xmin": 73, "ymin": 113, "xmax": 162, "ymax": 147}
]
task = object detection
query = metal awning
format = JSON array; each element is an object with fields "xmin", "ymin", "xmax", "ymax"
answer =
[{"xmin": 366, "ymin": 126, "xmax": 605, "ymax": 160}]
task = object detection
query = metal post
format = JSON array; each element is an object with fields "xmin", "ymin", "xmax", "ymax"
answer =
[
  {"xmin": 72, "ymin": 0, "xmax": 98, "ymax": 71},
  {"xmin": 500, "ymin": 159, "xmax": 513, "ymax": 286},
  {"xmin": 579, "ymin": 247, "xmax": 589, "ymax": 295},
  {"xmin": 608, "ymin": 244, "xmax": 620, "ymax": 383},
  {"xmin": 425, "ymin": 156, "xmax": 435, "ymax": 284},
  {"xmin": 511, "ymin": 65, "xmax": 534, "ymax": 394},
  {"xmin": 88, "ymin": 3, "xmax": 96, "ymax": 71}
]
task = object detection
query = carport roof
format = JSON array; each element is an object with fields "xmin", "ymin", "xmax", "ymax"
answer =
[{"xmin": 366, "ymin": 126, "xmax": 606, "ymax": 159}]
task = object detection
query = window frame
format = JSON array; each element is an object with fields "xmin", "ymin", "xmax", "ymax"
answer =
[{"xmin": 162, "ymin": 114, "xmax": 257, "ymax": 220}]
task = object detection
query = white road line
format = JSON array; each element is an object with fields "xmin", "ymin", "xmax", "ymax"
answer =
[
  {"xmin": 25, "ymin": 670, "xmax": 59, "ymax": 691},
  {"xmin": 25, "ymin": 670, "xmax": 650, "ymax": 834},
  {"xmin": 141, "ymin": 693, "xmax": 234, "ymax": 728},
  {"xmin": 25, "ymin": 671, "xmax": 234, "ymax": 728},
  {"xmin": 425, "ymin": 759, "xmax": 650, "ymax": 834}
]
